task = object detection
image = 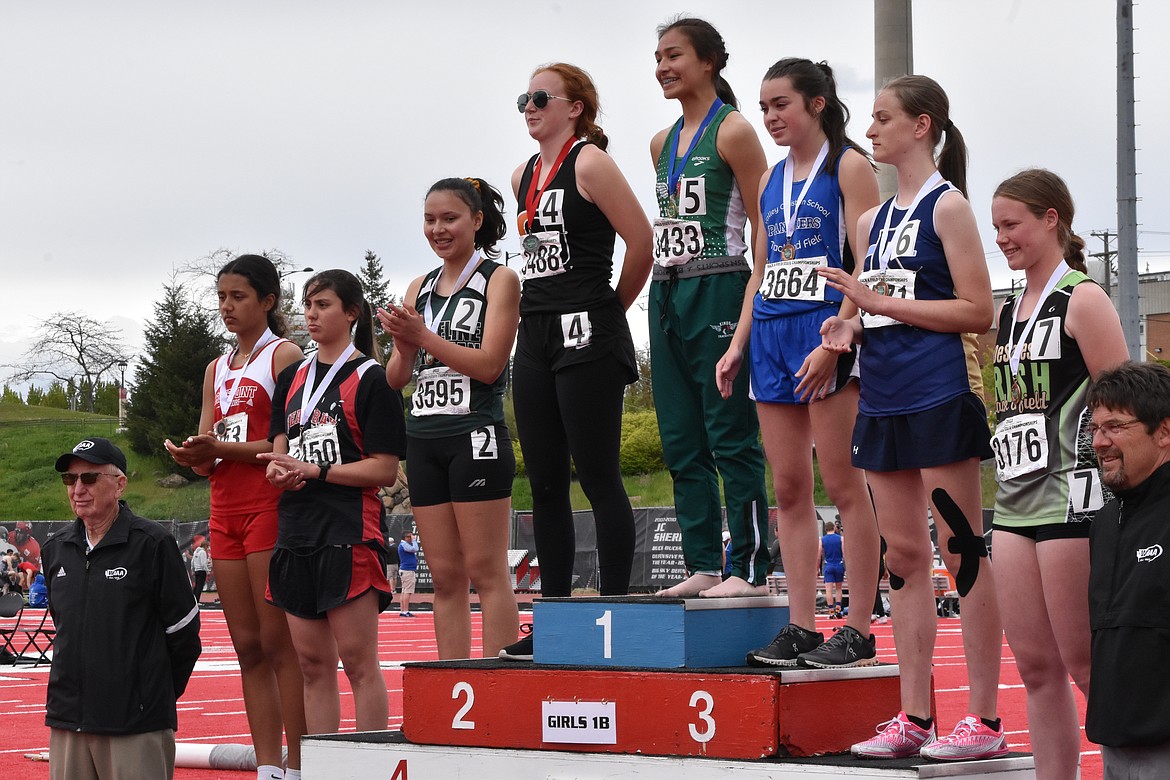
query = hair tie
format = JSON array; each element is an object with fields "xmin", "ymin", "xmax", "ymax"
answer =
[
  {"xmin": 943, "ymin": 119, "xmax": 954, "ymax": 132},
  {"xmin": 464, "ymin": 177, "xmax": 481, "ymax": 191}
]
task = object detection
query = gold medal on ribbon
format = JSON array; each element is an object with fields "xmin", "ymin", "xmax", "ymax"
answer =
[
  {"xmin": 1011, "ymin": 381, "xmax": 1024, "ymax": 403},
  {"xmin": 874, "ymin": 276, "xmax": 890, "ymax": 297},
  {"xmin": 781, "ymin": 243, "xmax": 796, "ymax": 261},
  {"xmin": 666, "ymin": 196, "xmax": 679, "ymax": 219}
]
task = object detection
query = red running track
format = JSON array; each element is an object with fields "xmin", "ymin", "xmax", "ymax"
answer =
[{"xmin": 0, "ymin": 610, "xmax": 1102, "ymax": 778}]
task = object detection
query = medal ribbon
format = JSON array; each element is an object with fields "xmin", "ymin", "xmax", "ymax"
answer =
[
  {"xmin": 299, "ymin": 343, "xmax": 357, "ymax": 427},
  {"xmin": 781, "ymin": 140, "xmax": 830, "ymax": 250},
  {"xmin": 1006, "ymin": 261, "xmax": 1070, "ymax": 379},
  {"xmin": 216, "ymin": 328, "xmax": 278, "ymax": 416},
  {"xmin": 665, "ymin": 99, "xmax": 723, "ymax": 206},
  {"xmin": 524, "ymin": 136, "xmax": 578, "ymax": 231},
  {"xmin": 423, "ymin": 251, "xmax": 484, "ymax": 334},
  {"xmin": 875, "ymin": 170, "xmax": 944, "ymax": 273}
]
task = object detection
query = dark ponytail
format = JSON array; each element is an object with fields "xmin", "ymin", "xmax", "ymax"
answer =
[
  {"xmin": 302, "ymin": 269, "xmax": 382, "ymax": 363},
  {"xmin": 217, "ymin": 253, "xmax": 289, "ymax": 337},
  {"xmin": 657, "ymin": 16, "xmax": 738, "ymax": 109},
  {"xmin": 763, "ymin": 58, "xmax": 871, "ymax": 171},
  {"xmin": 426, "ymin": 177, "xmax": 508, "ymax": 258},
  {"xmin": 883, "ymin": 75, "xmax": 969, "ymax": 198}
]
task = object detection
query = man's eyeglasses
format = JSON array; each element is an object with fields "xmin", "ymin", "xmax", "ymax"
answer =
[
  {"xmin": 517, "ymin": 90, "xmax": 572, "ymax": 113},
  {"xmin": 60, "ymin": 472, "xmax": 120, "ymax": 486},
  {"xmin": 1087, "ymin": 418, "xmax": 1144, "ymax": 438}
]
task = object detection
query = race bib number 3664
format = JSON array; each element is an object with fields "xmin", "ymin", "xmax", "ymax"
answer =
[{"xmin": 760, "ymin": 258, "xmax": 826, "ymax": 301}]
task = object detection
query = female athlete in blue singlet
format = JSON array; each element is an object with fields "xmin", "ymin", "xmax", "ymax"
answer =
[
  {"xmin": 820, "ymin": 76, "xmax": 1005, "ymax": 761},
  {"xmin": 989, "ymin": 169, "xmax": 1126, "ymax": 779},
  {"xmin": 725, "ymin": 59, "xmax": 882, "ymax": 670}
]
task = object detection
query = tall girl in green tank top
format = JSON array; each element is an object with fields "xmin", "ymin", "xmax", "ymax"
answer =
[
  {"xmin": 381, "ymin": 177, "xmax": 521, "ymax": 659},
  {"xmin": 648, "ymin": 17, "xmax": 771, "ymax": 598}
]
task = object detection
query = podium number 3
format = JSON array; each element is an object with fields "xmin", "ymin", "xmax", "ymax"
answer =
[
  {"xmin": 451, "ymin": 681, "xmax": 475, "ymax": 730},
  {"xmin": 688, "ymin": 690, "xmax": 715, "ymax": 743},
  {"xmin": 595, "ymin": 610, "xmax": 613, "ymax": 659}
]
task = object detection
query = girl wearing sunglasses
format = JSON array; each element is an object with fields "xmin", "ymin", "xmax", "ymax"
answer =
[
  {"xmin": 646, "ymin": 17, "xmax": 770, "ymax": 599},
  {"xmin": 260, "ymin": 270, "xmax": 406, "ymax": 734},
  {"xmin": 500, "ymin": 63, "xmax": 653, "ymax": 661},
  {"xmin": 381, "ymin": 177, "xmax": 521, "ymax": 660},
  {"xmin": 164, "ymin": 254, "xmax": 307, "ymax": 780}
]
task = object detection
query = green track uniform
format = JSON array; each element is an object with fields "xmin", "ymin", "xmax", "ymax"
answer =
[
  {"xmin": 991, "ymin": 270, "xmax": 1110, "ymax": 527},
  {"xmin": 650, "ymin": 105, "xmax": 770, "ymax": 583}
]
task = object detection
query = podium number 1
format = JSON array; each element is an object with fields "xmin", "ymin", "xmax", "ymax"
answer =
[{"xmin": 595, "ymin": 610, "xmax": 613, "ymax": 659}]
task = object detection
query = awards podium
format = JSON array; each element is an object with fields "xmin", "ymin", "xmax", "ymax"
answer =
[{"xmin": 302, "ymin": 596, "xmax": 1035, "ymax": 778}]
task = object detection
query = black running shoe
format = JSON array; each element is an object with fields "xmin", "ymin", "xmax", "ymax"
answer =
[
  {"xmin": 797, "ymin": 625, "xmax": 878, "ymax": 668},
  {"xmin": 499, "ymin": 623, "xmax": 534, "ymax": 661},
  {"xmin": 746, "ymin": 623, "xmax": 823, "ymax": 667}
]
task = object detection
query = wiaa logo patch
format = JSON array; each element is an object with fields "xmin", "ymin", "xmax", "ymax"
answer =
[
  {"xmin": 1136, "ymin": 544, "xmax": 1163, "ymax": 563},
  {"xmin": 74, "ymin": 440, "xmax": 97, "ymax": 452},
  {"xmin": 105, "ymin": 567, "xmax": 128, "ymax": 580}
]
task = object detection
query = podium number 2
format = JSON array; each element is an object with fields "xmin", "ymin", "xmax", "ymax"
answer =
[
  {"xmin": 688, "ymin": 690, "xmax": 715, "ymax": 743},
  {"xmin": 595, "ymin": 610, "xmax": 613, "ymax": 659},
  {"xmin": 451, "ymin": 681, "xmax": 475, "ymax": 730}
]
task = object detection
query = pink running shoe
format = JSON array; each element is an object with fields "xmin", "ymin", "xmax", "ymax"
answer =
[
  {"xmin": 851, "ymin": 711, "xmax": 937, "ymax": 759},
  {"xmin": 920, "ymin": 715, "xmax": 1009, "ymax": 761}
]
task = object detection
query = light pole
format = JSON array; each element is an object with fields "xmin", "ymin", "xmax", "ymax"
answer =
[{"xmin": 117, "ymin": 359, "xmax": 129, "ymax": 431}]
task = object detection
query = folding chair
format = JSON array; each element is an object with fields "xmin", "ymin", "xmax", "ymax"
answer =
[
  {"xmin": 18, "ymin": 607, "xmax": 55, "ymax": 666},
  {"xmin": 0, "ymin": 592, "xmax": 26, "ymax": 663}
]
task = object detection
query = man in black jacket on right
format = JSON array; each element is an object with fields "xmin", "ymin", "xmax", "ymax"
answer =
[
  {"xmin": 43, "ymin": 438, "xmax": 201, "ymax": 780},
  {"xmin": 1087, "ymin": 362, "xmax": 1170, "ymax": 778}
]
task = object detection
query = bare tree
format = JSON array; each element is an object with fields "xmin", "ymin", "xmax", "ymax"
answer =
[{"xmin": 5, "ymin": 313, "xmax": 129, "ymax": 413}]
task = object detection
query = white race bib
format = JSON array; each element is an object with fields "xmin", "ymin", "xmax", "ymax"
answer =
[
  {"xmin": 470, "ymin": 426, "xmax": 498, "ymax": 461},
  {"xmin": 413, "ymin": 367, "xmax": 471, "ymax": 416},
  {"xmin": 760, "ymin": 257, "xmax": 827, "ymax": 301},
  {"xmin": 991, "ymin": 413, "xmax": 1049, "ymax": 481},
  {"xmin": 1067, "ymin": 468, "xmax": 1105, "ymax": 513},
  {"xmin": 520, "ymin": 231, "xmax": 568, "ymax": 281},
  {"xmin": 858, "ymin": 268, "xmax": 917, "ymax": 328},
  {"xmin": 561, "ymin": 311, "xmax": 592, "ymax": 349},
  {"xmin": 215, "ymin": 412, "xmax": 248, "ymax": 444},
  {"xmin": 292, "ymin": 423, "xmax": 341, "ymax": 466},
  {"xmin": 653, "ymin": 217, "xmax": 705, "ymax": 267}
]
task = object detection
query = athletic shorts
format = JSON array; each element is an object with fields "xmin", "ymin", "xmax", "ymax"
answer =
[
  {"xmin": 267, "ymin": 543, "xmax": 392, "ymax": 620},
  {"xmin": 515, "ymin": 303, "xmax": 638, "ymax": 382},
  {"xmin": 406, "ymin": 424, "xmax": 516, "ymax": 507},
  {"xmin": 399, "ymin": 569, "xmax": 417, "ymax": 595},
  {"xmin": 750, "ymin": 309, "xmax": 857, "ymax": 404},
  {"xmin": 823, "ymin": 562, "xmax": 845, "ymax": 583},
  {"xmin": 852, "ymin": 392, "xmax": 994, "ymax": 472},
  {"xmin": 210, "ymin": 509, "xmax": 278, "ymax": 560},
  {"xmin": 993, "ymin": 522, "xmax": 1091, "ymax": 542}
]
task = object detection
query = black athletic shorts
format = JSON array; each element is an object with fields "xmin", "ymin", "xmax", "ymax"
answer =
[{"xmin": 406, "ymin": 423, "xmax": 516, "ymax": 507}]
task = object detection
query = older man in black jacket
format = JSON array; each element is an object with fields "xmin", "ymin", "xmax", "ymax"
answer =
[
  {"xmin": 1087, "ymin": 363, "xmax": 1170, "ymax": 779},
  {"xmin": 43, "ymin": 438, "xmax": 201, "ymax": 780}
]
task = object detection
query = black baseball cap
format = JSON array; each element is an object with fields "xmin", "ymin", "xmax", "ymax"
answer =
[{"xmin": 55, "ymin": 437, "xmax": 128, "ymax": 475}]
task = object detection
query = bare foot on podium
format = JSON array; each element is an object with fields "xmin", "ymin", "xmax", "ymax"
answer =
[
  {"xmin": 655, "ymin": 573, "xmax": 722, "ymax": 598},
  {"xmin": 699, "ymin": 576, "xmax": 770, "ymax": 598}
]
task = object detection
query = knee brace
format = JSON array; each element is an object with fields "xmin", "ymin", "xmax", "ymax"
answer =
[{"xmin": 931, "ymin": 488, "xmax": 988, "ymax": 597}]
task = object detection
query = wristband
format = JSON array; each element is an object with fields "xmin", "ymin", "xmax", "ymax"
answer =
[{"xmin": 317, "ymin": 463, "xmax": 330, "ymax": 483}]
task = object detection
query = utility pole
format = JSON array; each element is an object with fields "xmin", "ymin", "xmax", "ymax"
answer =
[
  {"xmin": 1091, "ymin": 230, "xmax": 1116, "ymax": 299},
  {"xmin": 1116, "ymin": 0, "xmax": 1140, "ymax": 358},
  {"xmin": 874, "ymin": 0, "xmax": 913, "ymax": 201}
]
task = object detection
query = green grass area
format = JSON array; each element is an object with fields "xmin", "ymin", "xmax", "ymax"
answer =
[
  {"xmin": 1, "ymin": 402, "xmax": 1001, "ymax": 520},
  {"xmin": 0, "ymin": 403, "xmax": 210, "ymax": 521}
]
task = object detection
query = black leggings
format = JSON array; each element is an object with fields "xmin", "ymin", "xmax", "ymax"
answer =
[
  {"xmin": 513, "ymin": 352, "xmax": 634, "ymax": 597},
  {"xmin": 192, "ymin": 570, "xmax": 208, "ymax": 598}
]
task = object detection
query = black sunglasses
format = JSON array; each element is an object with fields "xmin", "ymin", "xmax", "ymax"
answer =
[
  {"xmin": 516, "ymin": 90, "xmax": 572, "ymax": 113},
  {"xmin": 61, "ymin": 472, "xmax": 119, "ymax": 486}
]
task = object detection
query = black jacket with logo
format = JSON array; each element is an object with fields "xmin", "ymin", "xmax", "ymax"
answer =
[
  {"xmin": 1087, "ymin": 461, "xmax": 1170, "ymax": 747},
  {"xmin": 41, "ymin": 502, "xmax": 201, "ymax": 734}
]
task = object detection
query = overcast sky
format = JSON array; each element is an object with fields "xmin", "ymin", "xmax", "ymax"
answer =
[{"xmin": 3, "ymin": 1, "xmax": 1168, "ymax": 391}]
